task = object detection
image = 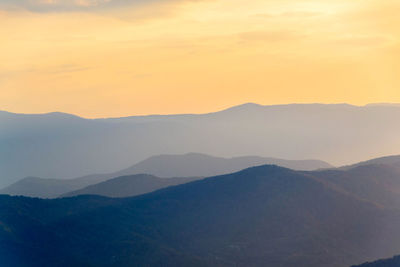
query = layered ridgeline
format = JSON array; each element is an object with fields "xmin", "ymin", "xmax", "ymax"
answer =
[
  {"xmin": 60, "ymin": 154, "xmax": 400, "ymax": 203},
  {"xmin": 61, "ymin": 174, "xmax": 201, "ymax": 198},
  {"xmin": 58, "ymin": 154, "xmax": 400, "ymax": 201},
  {"xmin": 0, "ymin": 153, "xmax": 332, "ymax": 198},
  {"xmin": 2, "ymin": 162, "xmax": 400, "ymax": 266},
  {"xmin": 2, "ymin": 103, "xmax": 400, "ymax": 187}
]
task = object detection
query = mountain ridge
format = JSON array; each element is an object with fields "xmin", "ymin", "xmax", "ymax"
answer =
[
  {"xmin": 4, "ymin": 102, "xmax": 400, "ymax": 119},
  {"xmin": 0, "ymin": 153, "xmax": 332, "ymax": 198},
  {"xmin": 61, "ymin": 174, "xmax": 202, "ymax": 198},
  {"xmin": 2, "ymin": 164, "xmax": 400, "ymax": 266},
  {"xmin": 340, "ymin": 155, "xmax": 400, "ymax": 171}
]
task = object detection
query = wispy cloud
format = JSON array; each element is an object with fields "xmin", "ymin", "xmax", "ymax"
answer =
[
  {"xmin": 0, "ymin": 0, "xmax": 183, "ymax": 12},
  {"xmin": 0, "ymin": 0, "xmax": 105, "ymax": 12},
  {"xmin": 238, "ymin": 30, "xmax": 306, "ymax": 43},
  {"xmin": 0, "ymin": 64, "xmax": 90, "ymax": 78},
  {"xmin": 332, "ymin": 35, "xmax": 389, "ymax": 47},
  {"xmin": 253, "ymin": 11, "xmax": 322, "ymax": 19},
  {"xmin": 45, "ymin": 64, "xmax": 91, "ymax": 74}
]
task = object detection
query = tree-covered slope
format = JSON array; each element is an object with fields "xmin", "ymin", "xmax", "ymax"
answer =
[{"xmin": 2, "ymin": 165, "xmax": 400, "ymax": 266}]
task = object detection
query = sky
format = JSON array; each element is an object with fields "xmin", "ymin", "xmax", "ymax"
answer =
[{"xmin": 0, "ymin": 0, "xmax": 399, "ymax": 118}]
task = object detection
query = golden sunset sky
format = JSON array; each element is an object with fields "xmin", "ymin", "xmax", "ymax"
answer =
[{"xmin": 0, "ymin": 0, "xmax": 399, "ymax": 117}]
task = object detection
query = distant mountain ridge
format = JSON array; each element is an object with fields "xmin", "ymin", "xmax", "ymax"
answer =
[
  {"xmin": 0, "ymin": 153, "xmax": 332, "ymax": 198},
  {"xmin": 0, "ymin": 176, "xmax": 96, "ymax": 199},
  {"xmin": 2, "ymin": 102, "xmax": 399, "ymax": 118},
  {"xmin": 117, "ymin": 153, "xmax": 332, "ymax": 178},
  {"xmin": 2, "ymin": 103, "xmax": 400, "ymax": 187}
]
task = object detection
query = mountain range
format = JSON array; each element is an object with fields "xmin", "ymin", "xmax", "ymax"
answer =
[
  {"xmin": 2, "ymin": 155, "xmax": 400, "ymax": 266},
  {"xmin": 54, "ymin": 155, "xmax": 400, "ymax": 204},
  {"xmin": 0, "ymin": 153, "xmax": 332, "ymax": 198},
  {"xmin": 2, "ymin": 103, "xmax": 400, "ymax": 187},
  {"xmin": 61, "ymin": 174, "xmax": 201, "ymax": 198}
]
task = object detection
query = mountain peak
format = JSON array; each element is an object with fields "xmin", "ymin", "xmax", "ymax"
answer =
[{"xmin": 220, "ymin": 102, "xmax": 264, "ymax": 112}]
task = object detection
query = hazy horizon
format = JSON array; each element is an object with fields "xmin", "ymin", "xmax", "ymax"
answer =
[
  {"xmin": 2, "ymin": 102, "xmax": 400, "ymax": 188},
  {"xmin": 3, "ymin": 102, "xmax": 400, "ymax": 119}
]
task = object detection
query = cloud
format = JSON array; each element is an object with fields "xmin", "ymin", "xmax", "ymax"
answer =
[
  {"xmin": 0, "ymin": 64, "xmax": 89, "ymax": 78},
  {"xmin": 238, "ymin": 30, "xmax": 306, "ymax": 43},
  {"xmin": 0, "ymin": 0, "xmax": 175, "ymax": 12},
  {"xmin": 346, "ymin": 0, "xmax": 400, "ymax": 34},
  {"xmin": 253, "ymin": 11, "xmax": 321, "ymax": 19},
  {"xmin": 0, "ymin": 0, "xmax": 104, "ymax": 12},
  {"xmin": 332, "ymin": 35, "xmax": 389, "ymax": 47},
  {"xmin": 44, "ymin": 64, "xmax": 91, "ymax": 74}
]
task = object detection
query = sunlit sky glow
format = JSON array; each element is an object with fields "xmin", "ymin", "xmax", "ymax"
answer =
[{"xmin": 0, "ymin": 0, "xmax": 399, "ymax": 117}]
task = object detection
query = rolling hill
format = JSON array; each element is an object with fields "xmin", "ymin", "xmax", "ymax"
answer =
[
  {"xmin": 0, "ymin": 153, "xmax": 332, "ymax": 198},
  {"xmin": 312, "ymin": 164, "xmax": 400, "ymax": 208},
  {"xmin": 2, "ymin": 164, "xmax": 400, "ymax": 266},
  {"xmin": 61, "ymin": 174, "xmax": 201, "ymax": 198},
  {"xmin": 0, "ymin": 176, "xmax": 106, "ymax": 199},
  {"xmin": 117, "ymin": 153, "xmax": 332, "ymax": 178},
  {"xmin": 341, "ymin": 155, "xmax": 400, "ymax": 170}
]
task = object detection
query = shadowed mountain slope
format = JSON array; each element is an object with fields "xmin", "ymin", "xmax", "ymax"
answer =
[
  {"xmin": 0, "ymin": 153, "xmax": 331, "ymax": 198},
  {"xmin": 311, "ymin": 164, "xmax": 400, "ymax": 208},
  {"xmin": 2, "ymin": 103, "xmax": 400, "ymax": 187},
  {"xmin": 2, "ymin": 165, "xmax": 400, "ymax": 266}
]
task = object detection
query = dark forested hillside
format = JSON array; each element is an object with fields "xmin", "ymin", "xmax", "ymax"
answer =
[{"xmin": 2, "ymin": 165, "xmax": 400, "ymax": 267}]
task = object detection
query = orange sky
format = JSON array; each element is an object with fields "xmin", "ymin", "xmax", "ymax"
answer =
[{"xmin": 0, "ymin": 0, "xmax": 399, "ymax": 118}]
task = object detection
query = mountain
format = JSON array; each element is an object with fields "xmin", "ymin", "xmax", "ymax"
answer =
[
  {"xmin": 2, "ymin": 103, "xmax": 400, "ymax": 187},
  {"xmin": 116, "ymin": 153, "xmax": 333, "ymax": 177},
  {"xmin": 61, "ymin": 174, "xmax": 201, "ymax": 198},
  {"xmin": 352, "ymin": 255, "xmax": 400, "ymax": 267},
  {"xmin": 0, "ymin": 153, "xmax": 332, "ymax": 198},
  {"xmin": 313, "ymin": 164, "xmax": 400, "ymax": 208},
  {"xmin": 0, "ymin": 175, "xmax": 111, "ymax": 199},
  {"xmin": 0, "ymin": 175, "xmax": 107, "ymax": 199},
  {"xmin": 2, "ymin": 164, "xmax": 400, "ymax": 266},
  {"xmin": 341, "ymin": 155, "xmax": 400, "ymax": 170}
]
